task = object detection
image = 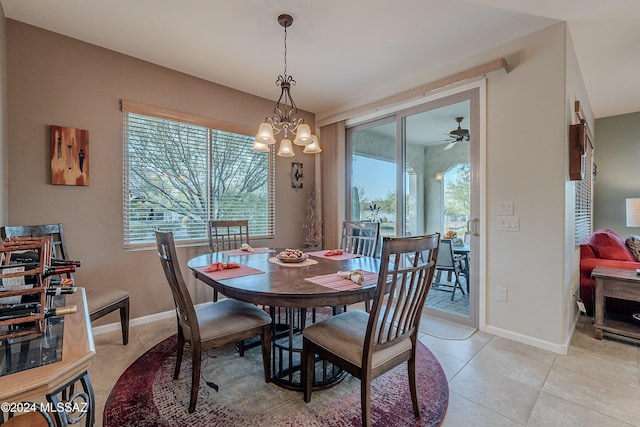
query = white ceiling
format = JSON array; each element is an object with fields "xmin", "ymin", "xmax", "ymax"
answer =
[{"xmin": 1, "ymin": 0, "xmax": 638, "ymax": 119}]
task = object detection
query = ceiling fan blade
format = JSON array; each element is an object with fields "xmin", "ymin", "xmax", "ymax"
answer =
[
  {"xmin": 426, "ymin": 138, "xmax": 453, "ymax": 144},
  {"xmin": 444, "ymin": 140, "xmax": 458, "ymax": 150}
]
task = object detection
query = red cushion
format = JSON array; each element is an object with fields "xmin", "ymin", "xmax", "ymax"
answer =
[{"xmin": 585, "ymin": 229, "xmax": 635, "ymax": 261}]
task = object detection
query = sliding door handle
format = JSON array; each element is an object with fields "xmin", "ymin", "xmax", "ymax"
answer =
[{"xmin": 467, "ymin": 218, "xmax": 479, "ymax": 237}]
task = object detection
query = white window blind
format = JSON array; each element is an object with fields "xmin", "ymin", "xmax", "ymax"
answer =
[
  {"xmin": 123, "ymin": 108, "xmax": 274, "ymax": 249},
  {"xmin": 575, "ymin": 143, "xmax": 594, "ymax": 245}
]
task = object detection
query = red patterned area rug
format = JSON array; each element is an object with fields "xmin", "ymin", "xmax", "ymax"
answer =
[{"xmin": 104, "ymin": 335, "xmax": 448, "ymax": 426}]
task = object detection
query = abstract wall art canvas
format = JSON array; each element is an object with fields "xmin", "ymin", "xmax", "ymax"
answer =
[{"xmin": 50, "ymin": 125, "xmax": 90, "ymax": 186}]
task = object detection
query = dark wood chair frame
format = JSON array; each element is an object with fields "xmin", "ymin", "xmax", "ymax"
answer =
[
  {"xmin": 155, "ymin": 230, "xmax": 271, "ymax": 413},
  {"xmin": 207, "ymin": 219, "xmax": 250, "ymax": 302},
  {"xmin": 207, "ymin": 219, "xmax": 250, "ymax": 252},
  {"xmin": 302, "ymin": 233, "xmax": 440, "ymax": 426},
  {"xmin": 0, "ymin": 223, "xmax": 130, "ymax": 345},
  {"xmin": 339, "ymin": 221, "xmax": 380, "ymax": 258}
]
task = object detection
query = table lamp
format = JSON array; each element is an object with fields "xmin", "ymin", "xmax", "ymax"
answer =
[{"xmin": 626, "ymin": 198, "xmax": 640, "ymax": 227}]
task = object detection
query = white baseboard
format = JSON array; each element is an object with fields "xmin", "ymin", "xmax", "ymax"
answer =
[
  {"xmin": 484, "ymin": 324, "xmax": 573, "ymax": 355},
  {"xmin": 91, "ymin": 308, "xmax": 174, "ymax": 336},
  {"xmin": 91, "ymin": 302, "xmax": 213, "ymax": 337}
]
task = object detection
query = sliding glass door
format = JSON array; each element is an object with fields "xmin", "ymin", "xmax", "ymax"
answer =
[
  {"xmin": 348, "ymin": 118, "xmax": 398, "ymax": 237},
  {"xmin": 347, "ymin": 90, "xmax": 479, "ymax": 327}
]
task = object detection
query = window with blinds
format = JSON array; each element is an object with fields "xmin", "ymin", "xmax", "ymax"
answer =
[
  {"xmin": 575, "ymin": 143, "xmax": 594, "ymax": 245},
  {"xmin": 123, "ymin": 108, "xmax": 274, "ymax": 249}
]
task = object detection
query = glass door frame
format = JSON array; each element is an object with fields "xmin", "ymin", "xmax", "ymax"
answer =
[
  {"xmin": 345, "ymin": 84, "xmax": 482, "ymax": 329},
  {"xmin": 345, "ymin": 115, "xmax": 397, "ymax": 226}
]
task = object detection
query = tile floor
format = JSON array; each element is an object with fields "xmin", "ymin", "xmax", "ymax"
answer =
[{"xmin": 90, "ymin": 313, "xmax": 640, "ymax": 426}]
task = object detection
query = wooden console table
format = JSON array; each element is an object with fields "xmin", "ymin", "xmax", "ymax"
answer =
[
  {"xmin": 592, "ymin": 266, "xmax": 640, "ymax": 340},
  {"xmin": 0, "ymin": 288, "xmax": 95, "ymax": 426}
]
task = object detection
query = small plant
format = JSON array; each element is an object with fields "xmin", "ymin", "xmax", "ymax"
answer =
[
  {"xmin": 303, "ymin": 183, "xmax": 322, "ymax": 247},
  {"xmin": 367, "ymin": 202, "xmax": 381, "ymax": 222}
]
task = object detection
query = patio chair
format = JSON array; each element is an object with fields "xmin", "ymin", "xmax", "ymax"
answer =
[{"xmin": 433, "ymin": 239, "xmax": 466, "ymax": 300}]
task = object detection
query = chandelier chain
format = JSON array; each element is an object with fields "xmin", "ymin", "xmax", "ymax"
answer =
[{"xmin": 283, "ymin": 24, "xmax": 288, "ymax": 79}]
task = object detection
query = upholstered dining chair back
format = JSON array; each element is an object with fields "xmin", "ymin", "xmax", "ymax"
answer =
[
  {"xmin": 0, "ymin": 223, "xmax": 130, "ymax": 345},
  {"xmin": 340, "ymin": 221, "xmax": 380, "ymax": 258},
  {"xmin": 302, "ymin": 233, "xmax": 440, "ymax": 426},
  {"xmin": 208, "ymin": 219, "xmax": 249, "ymax": 252}
]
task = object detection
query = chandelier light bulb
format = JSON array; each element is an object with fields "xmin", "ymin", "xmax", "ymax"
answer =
[
  {"xmin": 252, "ymin": 139, "xmax": 271, "ymax": 152},
  {"xmin": 256, "ymin": 122, "xmax": 276, "ymax": 144},
  {"xmin": 293, "ymin": 123, "xmax": 312, "ymax": 145},
  {"xmin": 277, "ymin": 138, "xmax": 295, "ymax": 157},
  {"xmin": 303, "ymin": 135, "xmax": 322, "ymax": 154}
]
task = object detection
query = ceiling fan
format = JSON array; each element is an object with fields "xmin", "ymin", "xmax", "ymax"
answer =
[{"xmin": 443, "ymin": 116, "xmax": 470, "ymax": 150}]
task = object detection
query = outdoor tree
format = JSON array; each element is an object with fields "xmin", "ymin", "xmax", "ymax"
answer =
[
  {"xmin": 444, "ymin": 163, "xmax": 470, "ymax": 220},
  {"xmin": 127, "ymin": 115, "xmax": 268, "ymax": 241}
]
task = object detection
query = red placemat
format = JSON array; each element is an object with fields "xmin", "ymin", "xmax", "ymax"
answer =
[
  {"xmin": 221, "ymin": 247, "xmax": 276, "ymax": 256},
  {"xmin": 305, "ymin": 270, "xmax": 378, "ymax": 291},
  {"xmin": 193, "ymin": 264, "xmax": 264, "ymax": 280},
  {"xmin": 306, "ymin": 250, "xmax": 363, "ymax": 260}
]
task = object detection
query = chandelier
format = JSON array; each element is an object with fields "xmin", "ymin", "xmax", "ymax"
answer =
[{"xmin": 252, "ymin": 14, "xmax": 321, "ymax": 157}]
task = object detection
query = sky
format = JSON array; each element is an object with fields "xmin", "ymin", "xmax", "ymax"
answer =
[{"xmin": 352, "ymin": 156, "xmax": 395, "ymax": 201}]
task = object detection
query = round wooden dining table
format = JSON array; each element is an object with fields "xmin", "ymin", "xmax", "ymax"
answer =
[{"xmin": 187, "ymin": 249, "xmax": 380, "ymax": 390}]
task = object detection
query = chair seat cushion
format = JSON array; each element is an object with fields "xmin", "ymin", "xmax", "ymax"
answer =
[
  {"xmin": 302, "ymin": 310, "xmax": 411, "ymax": 370},
  {"xmin": 86, "ymin": 288, "xmax": 130, "ymax": 314},
  {"xmin": 197, "ymin": 299, "xmax": 271, "ymax": 342}
]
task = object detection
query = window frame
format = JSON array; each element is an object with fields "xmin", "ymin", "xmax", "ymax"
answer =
[{"xmin": 121, "ymin": 100, "xmax": 275, "ymax": 250}]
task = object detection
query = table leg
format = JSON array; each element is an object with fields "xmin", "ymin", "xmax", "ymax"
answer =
[
  {"xmin": 594, "ymin": 276, "xmax": 604, "ymax": 340},
  {"xmin": 270, "ymin": 307, "xmax": 347, "ymax": 390},
  {"xmin": 47, "ymin": 370, "xmax": 94, "ymax": 426}
]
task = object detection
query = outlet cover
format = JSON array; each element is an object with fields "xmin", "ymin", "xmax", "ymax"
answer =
[
  {"xmin": 497, "ymin": 287, "xmax": 508, "ymax": 302},
  {"xmin": 577, "ymin": 301, "xmax": 586, "ymax": 313}
]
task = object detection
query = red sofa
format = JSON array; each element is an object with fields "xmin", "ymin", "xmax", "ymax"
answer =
[{"xmin": 579, "ymin": 228, "xmax": 640, "ymax": 313}]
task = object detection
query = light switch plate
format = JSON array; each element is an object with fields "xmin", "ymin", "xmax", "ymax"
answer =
[
  {"xmin": 497, "ymin": 216, "xmax": 519, "ymax": 231},
  {"xmin": 497, "ymin": 200, "xmax": 514, "ymax": 215}
]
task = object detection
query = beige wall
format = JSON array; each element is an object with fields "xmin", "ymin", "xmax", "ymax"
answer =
[
  {"xmin": 564, "ymin": 27, "xmax": 593, "ymax": 344},
  {"xmin": 5, "ymin": 20, "xmax": 317, "ymax": 323},
  {"xmin": 320, "ymin": 23, "xmax": 593, "ymax": 352}
]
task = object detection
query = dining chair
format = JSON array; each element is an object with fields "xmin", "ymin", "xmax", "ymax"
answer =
[
  {"xmin": 0, "ymin": 223, "xmax": 130, "ymax": 345},
  {"xmin": 155, "ymin": 230, "xmax": 271, "ymax": 413},
  {"xmin": 338, "ymin": 221, "xmax": 381, "ymax": 312},
  {"xmin": 301, "ymin": 233, "xmax": 440, "ymax": 427},
  {"xmin": 207, "ymin": 219, "xmax": 250, "ymax": 302},
  {"xmin": 208, "ymin": 219, "xmax": 250, "ymax": 252},
  {"xmin": 340, "ymin": 221, "xmax": 380, "ymax": 258},
  {"xmin": 433, "ymin": 239, "xmax": 466, "ymax": 300}
]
